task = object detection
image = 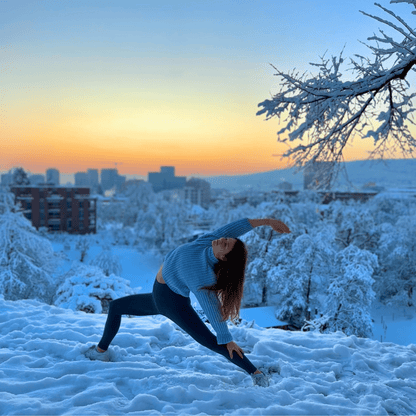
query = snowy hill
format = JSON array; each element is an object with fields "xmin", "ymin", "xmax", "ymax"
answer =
[
  {"xmin": 200, "ymin": 158, "xmax": 416, "ymax": 193},
  {"xmin": 1, "ymin": 295, "xmax": 415, "ymax": 415}
]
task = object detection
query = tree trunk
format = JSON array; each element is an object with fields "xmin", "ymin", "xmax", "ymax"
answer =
[
  {"xmin": 305, "ymin": 265, "xmax": 313, "ymax": 321},
  {"xmin": 333, "ymin": 302, "xmax": 342, "ymax": 326}
]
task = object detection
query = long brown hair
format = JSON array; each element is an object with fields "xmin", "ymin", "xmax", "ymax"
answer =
[{"xmin": 199, "ymin": 238, "xmax": 248, "ymax": 324}]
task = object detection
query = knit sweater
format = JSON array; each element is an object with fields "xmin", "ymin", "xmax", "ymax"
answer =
[{"xmin": 162, "ymin": 217, "xmax": 254, "ymax": 345}]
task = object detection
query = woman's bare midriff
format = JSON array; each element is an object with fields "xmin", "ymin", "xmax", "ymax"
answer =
[{"xmin": 156, "ymin": 264, "xmax": 166, "ymax": 284}]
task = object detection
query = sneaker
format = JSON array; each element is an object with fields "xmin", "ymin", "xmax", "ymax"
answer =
[
  {"xmin": 251, "ymin": 372, "xmax": 270, "ymax": 387},
  {"xmin": 84, "ymin": 345, "xmax": 110, "ymax": 362}
]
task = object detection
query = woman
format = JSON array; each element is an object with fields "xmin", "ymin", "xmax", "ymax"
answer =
[{"xmin": 85, "ymin": 217, "xmax": 291, "ymax": 387}]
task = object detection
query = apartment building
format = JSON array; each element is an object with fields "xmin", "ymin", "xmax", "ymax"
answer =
[{"xmin": 10, "ymin": 185, "xmax": 97, "ymax": 234}]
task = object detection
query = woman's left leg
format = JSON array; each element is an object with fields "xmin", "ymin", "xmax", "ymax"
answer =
[{"xmin": 97, "ymin": 293, "xmax": 159, "ymax": 351}]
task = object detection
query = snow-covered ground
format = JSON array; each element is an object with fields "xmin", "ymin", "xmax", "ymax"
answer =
[
  {"xmin": 1, "ymin": 239, "xmax": 415, "ymax": 415},
  {"xmin": 1, "ymin": 293, "xmax": 415, "ymax": 416},
  {"xmin": 1, "ymin": 180, "xmax": 416, "ymax": 415}
]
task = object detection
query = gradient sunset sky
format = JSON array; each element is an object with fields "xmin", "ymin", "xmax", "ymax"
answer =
[{"xmin": 1, "ymin": 0, "xmax": 415, "ymax": 181}]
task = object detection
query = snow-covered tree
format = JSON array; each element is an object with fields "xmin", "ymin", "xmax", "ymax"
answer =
[
  {"xmin": 0, "ymin": 193, "xmax": 63, "ymax": 303},
  {"xmin": 98, "ymin": 181, "xmax": 156, "ymax": 228},
  {"xmin": 273, "ymin": 226, "xmax": 337, "ymax": 327},
  {"xmin": 89, "ymin": 247, "xmax": 122, "ymax": 277},
  {"xmin": 208, "ymin": 197, "xmax": 258, "ymax": 230},
  {"xmin": 133, "ymin": 190, "xmax": 194, "ymax": 258},
  {"xmin": 241, "ymin": 199, "xmax": 296, "ymax": 307},
  {"xmin": 11, "ymin": 167, "xmax": 30, "ymax": 187},
  {"xmin": 75, "ymin": 235, "xmax": 90, "ymax": 262},
  {"xmin": 0, "ymin": 189, "xmax": 17, "ymax": 215},
  {"xmin": 303, "ymin": 244, "xmax": 379, "ymax": 338},
  {"xmin": 110, "ymin": 226, "xmax": 135, "ymax": 246},
  {"xmin": 54, "ymin": 261, "xmax": 135, "ymax": 314},
  {"xmin": 243, "ymin": 256, "xmax": 269, "ymax": 307},
  {"xmin": 375, "ymin": 211, "xmax": 416, "ymax": 307},
  {"xmin": 329, "ymin": 200, "xmax": 380, "ymax": 252},
  {"xmin": 257, "ymin": 0, "xmax": 416, "ymax": 190},
  {"xmin": 368, "ymin": 190, "xmax": 414, "ymax": 225}
]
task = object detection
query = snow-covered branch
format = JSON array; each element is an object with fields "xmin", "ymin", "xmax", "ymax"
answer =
[{"xmin": 257, "ymin": 1, "xmax": 416, "ymax": 190}]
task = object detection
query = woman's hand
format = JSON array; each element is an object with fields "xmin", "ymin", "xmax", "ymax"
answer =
[
  {"xmin": 226, "ymin": 341, "xmax": 244, "ymax": 359},
  {"xmin": 269, "ymin": 219, "xmax": 291, "ymax": 234}
]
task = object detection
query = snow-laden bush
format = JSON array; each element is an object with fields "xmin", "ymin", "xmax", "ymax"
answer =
[
  {"xmin": 54, "ymin": 261, "xmax": 135, "ymax": 314},
  {"xmin": 89, "ymin": 247, "xmax": 122, "ymax": 277}
]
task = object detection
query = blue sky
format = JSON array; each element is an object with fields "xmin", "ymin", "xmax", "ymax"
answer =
[{"xmin": 1, "ymin": 0, "xmax": 413, "ymax": 179}]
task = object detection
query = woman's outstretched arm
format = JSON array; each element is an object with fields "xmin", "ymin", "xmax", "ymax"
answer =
[
  {"xmin": 249, "ymin": 218, "xmax": 291, "ymax": 233},
  {"xmin": 248, "ymin": 218, "xmax": 270, "ymax": 228}
]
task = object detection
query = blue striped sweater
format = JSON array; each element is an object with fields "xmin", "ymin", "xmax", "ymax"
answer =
[{"xmin": 162, "ymin": 217, "xmax": 254, "ymax": 345}]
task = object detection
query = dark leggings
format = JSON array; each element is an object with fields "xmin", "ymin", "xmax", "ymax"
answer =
[{"xmin": 97, "ymin": 279, "xmax": 258, "ymax": 375}]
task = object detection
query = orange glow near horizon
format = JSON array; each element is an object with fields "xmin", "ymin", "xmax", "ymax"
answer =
[
  {"xmin": 2, "ymin": 107, "xmax": 412, "ymax": 178},
  {"xmin": 3, "ymin": 84, "xmax": 411, "ymax": 178}
]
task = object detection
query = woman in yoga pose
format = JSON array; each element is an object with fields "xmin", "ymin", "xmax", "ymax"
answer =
[{"xmin": 85, "ymin": 217, "xmax": 290, "ymax": 387}]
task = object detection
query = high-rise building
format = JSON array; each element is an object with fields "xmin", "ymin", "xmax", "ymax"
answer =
[
  {"xmin": 74, "ymin": 172, "xmax": 89, "ymax": 187},
  {"xmin": 29, "ymin": 174, "xmax": 45, "ymax": 186},
  {"xmin": 148, "ymin": 166, "xmax": 187, "ymax": 193},
  {"xmin": 1, "ymin": 172, "xmax": 13, "ymax": 187},
  {"xmin": 46, "ymin": 169, "xmax": 60, "ymax": 186},
  {"xmin": 87, "ymin": 169, "xmax": 99, "ymax": 187},
  {"xmin": 180, "ymin": 177, "xmax": 211, "ymax": 208},
  {"xmin": 115, "ymin": 175, "xmax": 126, "ymax": 190},
  {"xmin": 101, "ymin": 169, "xmax": 118, "ymax": 191}
]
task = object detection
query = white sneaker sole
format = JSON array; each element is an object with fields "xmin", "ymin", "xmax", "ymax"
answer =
[{"xmin": 84, "ymin": 345, "xmax": 111, "ymax": 362}]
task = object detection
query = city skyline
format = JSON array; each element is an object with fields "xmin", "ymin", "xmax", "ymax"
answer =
[
  {"xmin": 2, "ymin": 0, "xmax": 415, "ymax": 177},
  {"xmin": 4, "ymin": 157, "xmax": 416, "ymax": 191},
  {"xmin": 1, "ymin": 164, "xmax": 218, "ymax": 188},
  {"xmin": 1, "ymin": 164, "xmax": 218, "ymax": 184}
]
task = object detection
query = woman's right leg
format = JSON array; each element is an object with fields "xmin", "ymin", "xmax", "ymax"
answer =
[{"xmin": 97, "ymin": 293, "xmax": 158, "ymax": 351}]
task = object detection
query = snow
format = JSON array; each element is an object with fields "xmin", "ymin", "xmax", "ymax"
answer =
[
  {"xmin": 0, "ymin": 241, "xmax": 415, "ymax": 415},
  {"xmin": 1, "ymin": 184, "xmax": 416, "ymax": 414},
  {"xmin": 1, "ymin": 293, "xmax": 415, "ymax": 416}
]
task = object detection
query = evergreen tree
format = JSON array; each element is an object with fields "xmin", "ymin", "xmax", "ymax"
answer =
[
  {"xmin": 11, "ymin": 167, "xmax": 30, "ymax": 187},
  {"xmin": 0, "ymin": 190, "xmax": 62, "ymax": 302}
]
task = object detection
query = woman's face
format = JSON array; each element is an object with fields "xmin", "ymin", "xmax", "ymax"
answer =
[{"xmin": 212, "ymin": 237, "xmax": 237, "ymax": 261}]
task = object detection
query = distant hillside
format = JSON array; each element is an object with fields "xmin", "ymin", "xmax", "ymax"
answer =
[{"xmin": 202, "ymin": 158, "xmax": 416, "ymax": 193}]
